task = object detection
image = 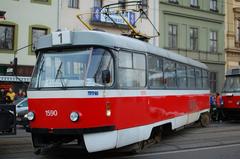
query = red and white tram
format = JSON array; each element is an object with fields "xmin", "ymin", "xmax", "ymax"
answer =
[
  {"xmin": 222, "ymin": 68, "xmax": 240, "ymax": 119},
  {"xmin": 27, "ymin": 31, "xmax": 210, "ymax": 153}
]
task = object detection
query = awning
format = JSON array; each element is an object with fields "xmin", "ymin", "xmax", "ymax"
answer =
[{"xmin": 0, "ymin": 76, "xmax": 31, "ymax": 82}]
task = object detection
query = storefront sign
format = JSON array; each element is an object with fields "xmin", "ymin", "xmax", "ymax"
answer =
[
  {"xmin": 92, "ymin": 7, "xmax": 135, "ymax": 26},
  {"xmin": 0, "ymin": 76, "xmax": 31, "ymax": 82}
]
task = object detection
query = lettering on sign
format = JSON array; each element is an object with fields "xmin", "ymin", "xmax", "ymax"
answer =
[
  {"xmin": 88, "ymin": 91, "xmax": 99, "ymax": 96},
  {"xmin": 45, "ymin": 110, "xmax": 58, "ymax": 117}
]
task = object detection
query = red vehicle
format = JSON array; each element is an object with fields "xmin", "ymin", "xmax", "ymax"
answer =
[
  {"xmin": 222, "ymin": 67, "xmax": 240, "ymax": 119},
  {"xmin": 27, "ymin": 31, "xmax": 210, "ymax": 153}
]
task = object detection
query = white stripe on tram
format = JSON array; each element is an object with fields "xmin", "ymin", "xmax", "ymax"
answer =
[{"xmin": 28, "ymin": 89, "xmax": 209, "ymax": 99}]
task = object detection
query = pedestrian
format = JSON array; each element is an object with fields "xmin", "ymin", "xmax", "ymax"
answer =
[
  {"xmin": 17, "ymin": 89, "xmax": 25, "ymax": 99},
  {"xmin": 22, "ymin": 91, "xmax": 27, "ymax": 98},
  {"xmin": 0, "ymin": 88, "xmax": 6, "ymax": 104},
  {"xmin": 210, "ymin": 93, "xmax": 216, "ymax": 120},
  {"xmin": 215, "ymin": 92, "xmax": 224, "ymax": 122},
  {"xmin": 5, "ymin": 87, "xmax": 16, "ymax": 104}
]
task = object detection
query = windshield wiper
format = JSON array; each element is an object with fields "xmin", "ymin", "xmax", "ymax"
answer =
[
  {"xmin": 36, "ymin": 57, "xmax": 45, "ymax": 89},
  {"xmin": 55, "ymin": 62, "xmax": 62, "ymax": 80},
  {"xmin": 55, "ymin": 62, "xmax": 66, "ymax": 88}
]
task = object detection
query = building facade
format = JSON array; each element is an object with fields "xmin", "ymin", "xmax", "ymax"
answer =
[
  {"xmin": 225, "ymin": 0, "xmax": 240, "ymax": 69},
  {"xmin": 59, "ymin": 0, "xmax": 159, "ymax": 46},
  {"xmin": 159, "ymin": 0, "xmax": 225, "ymax": 93},
  {"xmin": 1, "ymin": 0, "xmax": 225, "ymax": 93},
  {"xmin": 0, "ymin": 0, "xmax": 158, "ymax": 92},
  {"xmin": 0, "ymin": 0, "xmax": 58, "ymax": 91}
]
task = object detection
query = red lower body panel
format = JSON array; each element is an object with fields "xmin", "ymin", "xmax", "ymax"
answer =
[{"xmin": 28, "ymin": 94, "xmax": 209, "ymax": 130}]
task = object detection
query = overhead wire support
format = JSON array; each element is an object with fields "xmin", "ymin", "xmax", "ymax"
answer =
[
  {"xmin": 103, "ymin": 11, "xmax": 125, "ymax": 33},
  {"xmin": 76, "ymin": 14, "xmax": 93, "ymax": 30},
  {"xmin": 100, "ymin": 1, "xmax": 160, "ymax": 41}
]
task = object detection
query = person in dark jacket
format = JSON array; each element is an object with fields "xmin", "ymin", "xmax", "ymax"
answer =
[{"xmin": 0, "ymin": 88, "xmax": 6, "ymax": 104}]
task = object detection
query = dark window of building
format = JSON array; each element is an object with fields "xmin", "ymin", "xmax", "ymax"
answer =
[
  {"xmin": 164, "ymin": 59, "xmax": 177, "ymax": 88},
  {"xmin": 169, "ymin": 0, "xmax": 178, "ymax": 4},
  {"xmin": 141, "ymin": 0, "xmax": 148, "ymax": 16},
  {"xmin": 32, "ymin": 0, "xmax": 49, "ymax": 2},
  {"xmin": 236, "ymin": 19, "xmax": 240, "ymax": 47},
  {"xmin": 0, "ymin": 24, "xmax": 14, "ymax": 50},
  {"xmin": 190, "ymin": 27, "xmax": 198, "ymax": 51},
  {"xmin": 31, "ymin": 27, "xmax": 48, "ymax": 51},
  {"xmin": 68, "ymin": 0, "xmax": 79, "ymax": 9},
  {"xmin": 210, "ymin": 0, "xmax": 217, "ymax": 12},
  {"xmin": 94, "ymin": 0, "xmax": 103, "ymax": 8},
  {"xmin": 119, "ymin": 0, "xmax": 126, "ymax": 10},
  {"xmin": 209, "ymin": 31, "xmax": 217, "ymax": 53},
  {"xmin": 210, "ymin": 72, "xmax": 217, "ymax": 93},
  {"xmin": 190, "ymin": 0, "xmax": 199, "ymax": 8},
  {"xmin": 168, "ymin": 24, "xmax": 178, "ymax": 49},
  {"xmin": 31, "ymin": 0, "xmax": 51, "ymax": 5},
  {"xmin": 148, "ymin": 55, "xmax": 164, "ymax": 88}
]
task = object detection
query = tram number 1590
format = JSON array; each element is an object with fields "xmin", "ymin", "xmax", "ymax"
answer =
[{"xmin": 45, "ymin": 110, "xmax": 58, "ymax": 117}]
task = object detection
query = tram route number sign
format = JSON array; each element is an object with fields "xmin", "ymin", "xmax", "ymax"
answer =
[{"xmin": 52, "ymin": 31, "xmax": 72, "ymax": 46}]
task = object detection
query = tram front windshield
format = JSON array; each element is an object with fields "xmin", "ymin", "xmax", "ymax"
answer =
[
  {"xmin": 30, "ymin": 47, "xmax": 114, "ymax": 88},
  {"xmin": 222, "ymin": 76, "xmax": 240, "ymax": 93}
]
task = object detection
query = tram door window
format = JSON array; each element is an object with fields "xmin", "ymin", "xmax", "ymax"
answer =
[
  {"xmin": 148, "ymin": 55, "xmax": 164, "ymax": 88},
  {"xmin": 202, "ymin": 70, "xmax": 209, "ymax": 89},
  {"xmin": 118, "ymin": 51, "xmax": 146, "ymax": 88},
  {"xmin": 176, "ymin": 63, "xmax": 187, "ymax": 88},
  {"xmin": 195, "ymin": 68, "xmax": 202, "ymax": 88},
  {"xmin": 187, "ymin": 66, "xmax": 195, "ymax": 88},
  {"xmin": 163, "ymin": 59, "xmax": 177, "ymax": 88}
]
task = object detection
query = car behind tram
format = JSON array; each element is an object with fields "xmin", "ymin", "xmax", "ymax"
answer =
[
  {"xmin": 222, "ymin": 67, "xmax": 240, "ymax": 119},
  {"xmin": 27, "ymin": 30, "xmax": 210, "ymax": 153}
]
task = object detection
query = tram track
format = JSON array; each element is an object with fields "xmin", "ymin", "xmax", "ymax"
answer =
[
  {"xmin": 114, "ymin": 142, "xmax": 240, "ymax": 159},
  {"xmin": 1, "ymin": 122, "xmax": 240, "ymax": 159}
]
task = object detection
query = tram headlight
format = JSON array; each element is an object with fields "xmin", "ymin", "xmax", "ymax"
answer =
[
  {"xmin": 70, "ymin": 112, "xmax": 79, "ymax": 122},
  {"xmin": 27, "ymin": 111, "xmax": 35, "ymax": 121},
  {"xmin": 237, "ymin": 101, "xmax": 240, "ymax": 106}
]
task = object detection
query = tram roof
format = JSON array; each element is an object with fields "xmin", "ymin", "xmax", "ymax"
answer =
[{"xmin": 36, "ymin": 30, "xmax": 207, "ymax": 70}]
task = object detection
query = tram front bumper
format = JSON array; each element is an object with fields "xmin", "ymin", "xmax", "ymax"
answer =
[
  {"xmin": 28, "ymin": 125, "xmax": 117, "ymax": 153},
  {"xmin": 26, "ymin": 125, "xmax": 115, "ymax": 135}
]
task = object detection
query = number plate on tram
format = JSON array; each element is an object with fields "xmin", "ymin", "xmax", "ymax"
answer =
[{"xmin": 45, "ymin": 110, "xmax": 58, "ymax": 117}]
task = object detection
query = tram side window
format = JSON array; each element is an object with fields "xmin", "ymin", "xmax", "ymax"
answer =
[
  {"xmin": 118, "ymin": 51, "xmax": 146, "ymax": 88},
  {"xmin": 187, "ymin": 66, "xmax": 195, "ymax": 88},
  {"xmin": 202, "ymin": 70, "xmax": 209, "ymax": 89},
  {"xmin": 164, "ymin": 59, "xmax": 177, "ymax": 88},
  {"xmin": 176, "ymin": 63, "xmax": 187, "ymax": 88},
  {"xmin": 148, "ymin": 55, "xmax": 164, "ymax": 88},
  {"xmin": 195, "ymin": 68, "xmax": 202, "ymax": 88}
]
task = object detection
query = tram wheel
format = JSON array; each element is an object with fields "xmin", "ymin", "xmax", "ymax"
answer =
[
  {"xmin": 200, "ymin": 113, "xmax": 210, "ymax": 127},
  {"xmin": 33, "ymin": 148, "xmax": 42, "ymax": 155},
  {"xmin": 130, "ymin": 141, "xmax": 144, "ymax": 154}
]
